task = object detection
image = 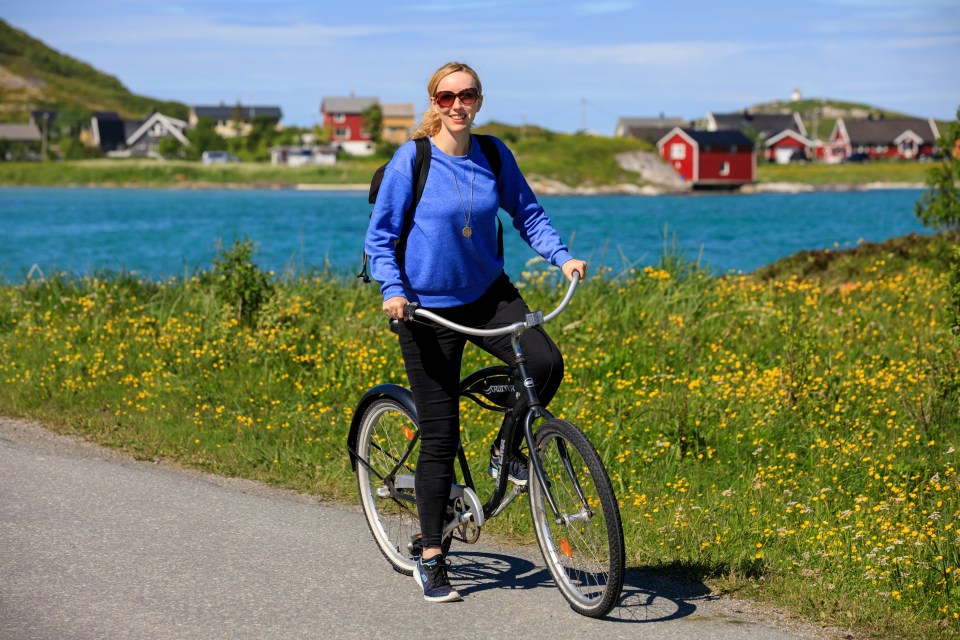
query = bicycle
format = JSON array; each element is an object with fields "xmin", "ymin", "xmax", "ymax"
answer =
[{"xmin": 347, "ymin": 273, "xmax": 625, "ymax": 617}]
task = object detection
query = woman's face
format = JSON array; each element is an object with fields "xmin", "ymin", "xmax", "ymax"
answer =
[{"xmin": 431, "ymin": 71, "xmax": 482, "ymax": 135}]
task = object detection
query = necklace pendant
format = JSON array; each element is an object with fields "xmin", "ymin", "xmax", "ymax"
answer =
[{"xmin": 462, "ymin": 225, "xmax": 473, "ymax": 238}]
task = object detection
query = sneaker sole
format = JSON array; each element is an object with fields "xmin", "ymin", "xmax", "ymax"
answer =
[{"xmin": 414, "ymin": 562, "xmax": 462, "ymax": 603}]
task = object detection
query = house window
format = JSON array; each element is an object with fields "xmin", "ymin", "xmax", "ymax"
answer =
[
  {"xmin": 719, "ymin": 161, "xmax": 730, "ymax": 176},
  {"xmin": 335, "ymin": 127, "xmax": 350, "ymax": 139},
  {"xmin": 670, "ymin": 143, "xmax": 686, "ymax": 160},
  {"xmin": 334, "ymin": 113, "xmax": 346, "ymax": 123}
]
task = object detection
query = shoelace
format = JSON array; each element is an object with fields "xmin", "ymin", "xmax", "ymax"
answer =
[{"xmin": 424, "ymin": 558, "xmax": 452, "ymax": 586}]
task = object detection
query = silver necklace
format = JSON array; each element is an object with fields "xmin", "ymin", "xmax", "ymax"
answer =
[{"xmin": 450, "ymin": 156, "xmax": 474, "ymax": 238}]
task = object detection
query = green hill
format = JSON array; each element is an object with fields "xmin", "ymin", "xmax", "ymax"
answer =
[{"xmin": 0, "ymin": 19, "xmax": 188, "ymax": 123}]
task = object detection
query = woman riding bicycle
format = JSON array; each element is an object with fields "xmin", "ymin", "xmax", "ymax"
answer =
[{"xmin": 364, "ymin": 61, "xmax": 586, "ymax": 603}]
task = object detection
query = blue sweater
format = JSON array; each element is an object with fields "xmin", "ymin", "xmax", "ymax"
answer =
[{"xmin": 364, "ymin": 135, "xmax": 573, "ymax": 307}]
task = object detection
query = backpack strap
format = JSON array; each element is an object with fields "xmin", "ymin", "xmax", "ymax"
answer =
[
  {"xmin": 473, "ymin": 134, "xmax": 505, "ymax": 257},
  {"xmin": 474, "ymin": 134, "xmax": 502, "ymax": 183},
  {"xmin": 358, "ymin": 137, "xmax": 431, "ymax": 282},
  {"xmin": 396, "ymin": 136, "xmax": 431, "ymax": 264}
]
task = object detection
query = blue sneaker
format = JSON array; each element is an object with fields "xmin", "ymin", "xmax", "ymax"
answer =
[
  {"xmin": 414, "ymin": 555, "xmax": 462, "ymax": 603},
  {"xmin": 488, "ymin": 444, "xmax": 529, "ymax": 486}
]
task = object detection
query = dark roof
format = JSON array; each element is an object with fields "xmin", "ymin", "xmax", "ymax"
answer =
[
  {"xmin": 841, "ymin": 117, "xmax": 939, "ymax": 145},
  {"xmin": 709, "ymin": 112, "xmax": 801, "ymax": 138},
  {"xmin": 192, "ymin": 105, "xmax": 283, "ymax": 121},
  {"xmin": 679, "ymin": 128, "xmax": 755, "ymax": 148},
  {"xmin": 92, "ymin": 112, "xmax": 126, "ymax": 149}
]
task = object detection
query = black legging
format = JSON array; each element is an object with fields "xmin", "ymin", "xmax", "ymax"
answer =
[{"xmin": 395, "ymin": 273, "xmax": 564, "ymax": 547}]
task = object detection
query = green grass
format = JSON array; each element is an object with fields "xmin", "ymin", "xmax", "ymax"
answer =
[
  {"xmin": 757, "ymin": 160, "xmax": 930, "ymax": 185},
  {"xmin": 0, "ymin": 231, "xmax": 957, "ymax": 638}
]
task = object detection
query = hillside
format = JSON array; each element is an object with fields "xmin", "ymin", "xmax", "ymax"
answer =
[{"xmin": 0, "ymin": 19, "xmax": 188, "ymax": 123}]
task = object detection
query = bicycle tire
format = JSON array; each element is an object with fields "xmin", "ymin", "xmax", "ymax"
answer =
[
  {"xmin": 528, "ymin": 419, "xmax": 625, "ymax": 617},
  {"xmin": 355, "ymin": 397, "xmax": 422, "ymax": 575}
]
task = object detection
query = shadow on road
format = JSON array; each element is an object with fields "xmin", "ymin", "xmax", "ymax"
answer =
[{"xmin": 448, "ymin": 551, "xmax": 714, "ymax": 623}]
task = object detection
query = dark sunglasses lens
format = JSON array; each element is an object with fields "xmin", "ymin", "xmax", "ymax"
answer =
[
  {"xmin": 459, "ymin": 89, "xmax": 479, "ymax": 104},
  {"xmin": 436, "ymin": 92, "xmax": 456, "ymax": 107}
]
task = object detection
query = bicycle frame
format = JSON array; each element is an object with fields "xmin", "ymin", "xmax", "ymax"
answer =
[
  {"xmin": 407, "ymin": 273, "xmax": 583, "ymax": 524},
  {"xmin": 347, "ymin": 273, "xmax": 585, "ymax": 537}
]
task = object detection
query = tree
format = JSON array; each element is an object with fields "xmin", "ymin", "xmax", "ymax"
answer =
[
  {"xmin": 362, "ymin": 102, "xmax": 383, "ymax": 144},
  {"xmin": 184, "ymin": 117, "xmax": 226, "ymax": 160},
  {"xmin": 55, "ymin": 104, "xmax": 92, "ymax": 140},
  {"xmin": 155, "ymin": 136, "xmax": 183, "ymax": 159},
  {"xmin": 915, "ymin": 106, "xmax": 960, "ymax": 229}
]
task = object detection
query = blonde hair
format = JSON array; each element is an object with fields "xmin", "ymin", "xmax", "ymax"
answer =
[{"xmin": 410, "ymin": 61, "xmax": 483, "ymax": 140}]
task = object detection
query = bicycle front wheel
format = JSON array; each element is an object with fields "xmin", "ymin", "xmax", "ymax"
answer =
[
  {"xmin": 529, "ymin": 419, "xmax": 625, "ymax": 617},
  {"xmin": 355, "ymin": 398, "xmax": 422, "ymax": 575}
]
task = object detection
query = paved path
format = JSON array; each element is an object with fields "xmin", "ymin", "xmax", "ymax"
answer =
[{"xmin": 0, "ymin": 417, "xmax": 832, "ymax": 640}]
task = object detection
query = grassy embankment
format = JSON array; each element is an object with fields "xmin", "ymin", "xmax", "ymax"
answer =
[
  {"xmin": 0, "ymin": 124, "xmax": 932, "ymax": 189},
  {"xmin": 0, "ymin": 231, "xmax": 957, "ymax": 639}
]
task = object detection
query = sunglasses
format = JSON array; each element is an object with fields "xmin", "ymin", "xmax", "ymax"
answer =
[{"xmin": 434, "ymin": 88, "xmax": 481, "ymax": 108}]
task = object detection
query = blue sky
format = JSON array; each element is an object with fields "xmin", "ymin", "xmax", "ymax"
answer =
[{"xmin": 2, "ymin": 0, "xmax": 958, "ymax": 134}]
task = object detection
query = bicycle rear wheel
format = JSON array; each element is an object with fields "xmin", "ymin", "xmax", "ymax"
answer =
[
  {"xmin": 355, "ymin": 397, "xmax": 422, "ymax": 575},
  {"xmin": 529, "ymin": 419, "xmax": 625, "ymax": 617}
]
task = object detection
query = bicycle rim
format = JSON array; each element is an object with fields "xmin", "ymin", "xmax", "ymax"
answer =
[
  {"xmin": 529, "ymin": 419, "xmax": 625, "ymax": 617},
  {"xmin": 356, "ymin": 398, "xmax": 421, "ymax": 575}
]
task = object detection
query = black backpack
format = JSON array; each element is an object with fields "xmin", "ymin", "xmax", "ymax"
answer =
[{"xmin": 358, "ymin": 134, "xmax": 503, "ymax": 282}]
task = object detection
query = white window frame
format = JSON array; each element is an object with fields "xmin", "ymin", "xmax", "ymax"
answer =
[
  {"xmin": 719, "ymin": 161, "xmax": 730, "ymax": 176},
  {"xmin": 334, "ymin": 127, "xmax": 350, "ymax": 139},
  {"xmin": 670, "ymin": 143, "xmax": 686, "ymax": 160}
]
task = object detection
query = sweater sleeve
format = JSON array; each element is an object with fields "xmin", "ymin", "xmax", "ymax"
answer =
[
  {"xmin": 493, "ymin": 139, "xmax": 574, "ymax": 269},
  {"xmin": 364, "ymin": 143, "xmax": 415, "ymax": 301}
]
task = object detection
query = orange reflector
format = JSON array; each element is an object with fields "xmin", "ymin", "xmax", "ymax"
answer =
[
  {"xmin": 403, "ymin": 427, "xmax": 416, "ymax": 441},
  {"xmin": 560, "ymin": 538, "xmax": 573, "ymax": 558}
]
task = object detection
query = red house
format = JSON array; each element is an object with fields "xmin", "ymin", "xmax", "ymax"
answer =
[
  {"xmin": 320, "ymin": 95, "xmax": 378, "ymax": 156},
  {"xmin": 830, "ymin": 117, "xmax": 941, "ymax": 162},
  {"xmin": 657, "ymin": 128, "xmax": 756, "ymax": 187},
  {"xmin": 764, "ymin": 129, "xmax": 815, "ymax": 163}
]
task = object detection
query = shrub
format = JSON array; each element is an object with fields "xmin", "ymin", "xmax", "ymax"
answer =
[{"xmin": 210, "ymin": 238, "xmax": 274, "ymax": 327}]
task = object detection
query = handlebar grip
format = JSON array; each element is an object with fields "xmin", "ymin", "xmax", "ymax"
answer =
[{"xmin": 403, "ymin": 302, "xmax": 421, "ymax": 321}]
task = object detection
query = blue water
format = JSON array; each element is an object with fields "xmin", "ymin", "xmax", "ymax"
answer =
[{"xmin": 0, "ymin": 186, "xmax": 931, "ymax": 282}]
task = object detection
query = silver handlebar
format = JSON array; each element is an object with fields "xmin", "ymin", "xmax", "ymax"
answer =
[{"xmin": 408, "ymin": 272, "xmax": 580, "ymax": 337}]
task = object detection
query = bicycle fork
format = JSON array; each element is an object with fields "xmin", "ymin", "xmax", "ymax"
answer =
[{"xmin": 486, "ymin": 329, "xmax": 594, "ymax": 525}]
